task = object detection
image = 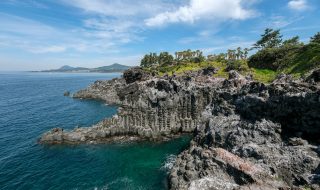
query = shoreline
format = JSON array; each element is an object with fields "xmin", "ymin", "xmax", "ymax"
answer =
[{"xmin": 40, "ymin": 67, "xmax": 320, "ymax": 189}]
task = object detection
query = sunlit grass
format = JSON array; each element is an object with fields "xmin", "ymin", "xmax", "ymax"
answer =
[
  {"xmin": 252, "ymin": 68, "xmax": 277, "ymax": 83},
  {"xmin": 153, "ymin": 61, "xmax": 279, "ymax": 83}
]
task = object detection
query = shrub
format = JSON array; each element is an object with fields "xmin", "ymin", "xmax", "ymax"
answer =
[
  {"xmin": 248, "ymin": 45, "xmax": 301, "ymax": 71},
  {"xmin": 225, "ymin": 60, "xmax": 249, "ymax": 72}
]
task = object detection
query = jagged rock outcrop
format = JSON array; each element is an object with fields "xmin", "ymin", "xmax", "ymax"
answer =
[
  {"xmin": 123, "ymin": 66, "xmax": 151, "ymax": 84},
  {"xmin": 41, "ymin": 69, "xmax": 320, "ymax": 142},
  {"xmin": 306, "ymin": 69, "xmax": 320, "ymax": 83},
  {"xmin": 63, "ymin": 91, "xmax": 70, "ymax": 96},
  {"xmin": 234, "ymin": 75, "xmax": 320, "ymax": 140},
  {"xmin": 73, "ymin": 78, "xmax": 125, "ymax": 105},
  {"xmin": 40, "ymin": 68, "xmax": 320, "ymax": 189},
  {"xmin": 201, "ymin": 66, "xmax": 218, "ymax": 76},
  {"xmin": 41, "ymin": 75, "xmax": 219, "ymax": 143},
  {"xmin": 169, "ymin": 115, "xmax": 320, "ymax": 189}
]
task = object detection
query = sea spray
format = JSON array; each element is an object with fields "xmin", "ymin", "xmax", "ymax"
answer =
[{"xmin": 161, "ymin": 154, "xmax": 177, "ymax": 172}]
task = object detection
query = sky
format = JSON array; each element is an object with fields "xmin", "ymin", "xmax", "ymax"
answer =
[{"xmin": 0, "ymin": 0, "xmax": 319, "ymax": 71}]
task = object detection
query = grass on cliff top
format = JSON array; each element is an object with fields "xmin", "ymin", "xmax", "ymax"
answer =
[
  {"xmin": 156, "ymin": 61, "xmax": 208, "ymax": 75},
  {"xmin": 154, "ymin": 61, "xmax": 277, "ymax": 83},
  {"xmin": 252, "ymin": 68, "xmax": 277, "ymax": 83},
  {"xmin": 281, "ymin": 43, "xmax": 320, "ymax": 77},
  {"xmin": 156, "ymin": 61, "xmax": 229, "ymax": 77}
]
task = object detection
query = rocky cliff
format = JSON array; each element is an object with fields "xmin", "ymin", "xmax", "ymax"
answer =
[
  {"xmin": 39, "ymin": 67, "xmax": 320, "ymax": 189},
  {"xmin": 41, "ymin": 67, "xmax": 222, "ymax": 143},
  {"xmin": 169, "ymin": 115, "xmax": 320, "ymax": 189}
]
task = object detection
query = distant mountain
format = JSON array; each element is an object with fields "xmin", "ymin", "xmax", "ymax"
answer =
[
  {"xmin": 91, "ymin": 63, "xmax": 131, "ymax": 72},
  {"xmin": 40, "ymin": 63, "xmax": 131, "ymax": 73},
  {"xmin": 58, "ymin": 65, "xmax": 89, "ymax": 71},
  {"xmin": 59, "ymin": 65, "xmax": 76, "ymax": 70}
]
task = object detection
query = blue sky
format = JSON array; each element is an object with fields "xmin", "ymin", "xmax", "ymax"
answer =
[{"xmin": 0, "ymin": 0, "xmax": 319, "ymax": 71}]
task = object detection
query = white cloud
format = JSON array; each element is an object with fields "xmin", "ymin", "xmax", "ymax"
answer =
[
  {"xmin": 82, "ymin": 17, "xmax": 143, "ymax": 44},
  {"xmin": 201, "ymin": 40, "xmax": 254, "ymax": 54},
  {"xmin": 0, "ymin": 13, "xmax": 139, "ymax": 55},
  {"xmin": 0, "ymin": 0, "xmax": 270, "ymax": 71},
  {"xmin": 269, "ymin": 15, "xmax": 294, "ymax": 28},
  {"xmin": 0, "ymin": 13, "xmax": 57, "ymax": 37},
  {"xmin": 288, "ymin": 0, "xmax": 309, "ymax": 11},
  {"xmin": 178, "ymin": 29, "xmax": 220, "ymax": 44},
  {"xmin": 61, "ymin": 0, "xmax": 176, "ymax": 17},
  {"xmin": 2, "ymin": 0, "xmax": 49, "ymax": 9},
  {"xmin": 29, "ymin": 45, "xmax": 67, "ymax": 54},
  {"xmin": 56, "ymin": 0, "xmax": 173, "ymax": 52},
  {"xmin": 145, "ymin": 0, "xmax": 257, "ymax": 27},
  {"xmin": 282, "ymin": 25, "xmax": 320, "ymax": 32}
]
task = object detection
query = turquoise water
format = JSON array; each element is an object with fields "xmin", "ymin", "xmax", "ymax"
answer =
[{"xmin": 0, "ymin": 72, "xmax": 190, "ymax": 190}]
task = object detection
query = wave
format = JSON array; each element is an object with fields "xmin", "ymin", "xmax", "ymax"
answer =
[{"xmin": 161, "ymin": 154, "xmax": 177, "ymax": 172}]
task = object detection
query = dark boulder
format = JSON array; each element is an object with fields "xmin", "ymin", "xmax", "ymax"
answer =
[
  {"xmin": 117, "ymin": 83, "xmax": 139, "ymax": 100},
  {"xmin": 156, "ymin": 80, "xmax": 172, "ymax": 92},
  {"xmin": 305, "ymin": 68, "xmax": 320, "ymax": 83},
  {"xmin": 228, "ymin": 70, "xmax": 244, "ymax": 80},
  {"xmin": 273, "ymin": 73, "xmax": 293, "ymax": 84},
  {"xmin": 202, "ymin": 66, "xmax": 218, "ymax": 75},
  {"xmin": 63, "ymin": 91, "xmax": 70, "ymax": 96},
  {"xmin": 123, "ymin": 67, "xmax": 149, "ymax": 84}
]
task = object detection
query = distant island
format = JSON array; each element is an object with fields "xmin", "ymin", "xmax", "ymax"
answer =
[{"xmin": 38, "ymin": 63, "xmax": 131, "ymax": 73}]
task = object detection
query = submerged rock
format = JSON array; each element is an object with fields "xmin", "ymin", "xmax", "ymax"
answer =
[{"xmin": 63, "ymin": 91, "xmax": 70, "ymax": 96}]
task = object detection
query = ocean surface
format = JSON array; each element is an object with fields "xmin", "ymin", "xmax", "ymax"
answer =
[{"xmin": 0, "ymin": 72, "xmax": 191, "ymax": 190}]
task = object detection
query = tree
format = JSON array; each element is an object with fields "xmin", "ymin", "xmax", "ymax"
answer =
[
  {"xmin": 193, "ymin": 50, "xmax": 205, "ymax": 63},
  {"xmin": 227, "ymin": 49, "xmax": 237, "ymax": 60},
  {"xmin": 283, "ymin": 36, "xmax": 300, "ymax": 46},
  {"xmin": 230, "ymin": 50, "xmax": 236, "ymax": 60},
  {"xmin": 243, "ymin": 48, "xmax": 249, "ymax": 60},
  {"xmin": 175, "ymin": 51, "xmax": 183, "ymax": 61},
  {"xmin": 207, "ymin": 54, "xmax": 216, "ymax": 61},
  {"xmin": 185, "ymin": 49, "xmax": 192, "ymax": 61},
  {"xmin": 253, "ymin": 28, "xmax": 283, "ymax": 49},
  {"xmin": 140, "ymin": 53, "xmax": 158, "ymax": 68},
  {"xmin": 236, "ymin": 47, "xmax": 242, "ymax": 60},
  {"xmin": 216, "ymin": 53, "xmax": 227, "ymax": 62},
  {"xmin": 175, "ymin": 49, "xmax": 205, "ymax": 63},
  {"xmin": 310, "ymin": 32, "xmax": 320, "ymax": 43},
  {"xmin": 140, "ymin": 54, "xmax": 150, "ymax": 68},
  {"xmin": 158, "ymin": 52, "xmax": 174, "ymax": 66},
  {"xmin": 227, "ymin": 49, "xmax": 232, "ymax": 60}
]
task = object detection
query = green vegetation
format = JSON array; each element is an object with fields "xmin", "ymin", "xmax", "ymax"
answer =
[
  {"xmin": 140, "ymin": 29, "xmax": 320, "ymax": 83},
  {"xmin": 249, "ymin": 29, "xmax": 320, "ymax": 77},
  {"xmin": 251, "ymin": 68, "xmax": 277, "ymax": 83},
  {"xmin": 302, "ymin": 186, "xmax": 312, "ymax": 190},
  {"xmin": 253, "ymin": 28, "xmax": 283, "ymax": 49},
  {"xmin": 282, "ymin": 42, "xmax": 320, "ymax": 76}
]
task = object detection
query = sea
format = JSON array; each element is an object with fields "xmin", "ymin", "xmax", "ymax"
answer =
[{"xmin": 0, "ymin": 72, "xmax": 191, "ymax": 190}]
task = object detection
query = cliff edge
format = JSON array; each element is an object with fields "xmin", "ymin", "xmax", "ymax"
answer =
[{"xmin": 39, "ymin": 67, "xmax": 320, "ymax": 189}]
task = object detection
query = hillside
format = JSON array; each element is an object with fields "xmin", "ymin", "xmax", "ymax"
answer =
[
  {"xmin": 140, "ymin": 29, "xmax": 320, "ymax": 83},
  {"xmin": 90, "ymin": 63, "xmax": 131, "ymax": 73}
]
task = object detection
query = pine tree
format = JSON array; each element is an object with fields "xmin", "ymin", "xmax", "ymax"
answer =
[
  {"xmin": 310, "ymin": 32, "xmax": 320, "ymax": 43},
  {"xmin": 253, "ymin": 28, "xmax": 283, "ymax": 49}
]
